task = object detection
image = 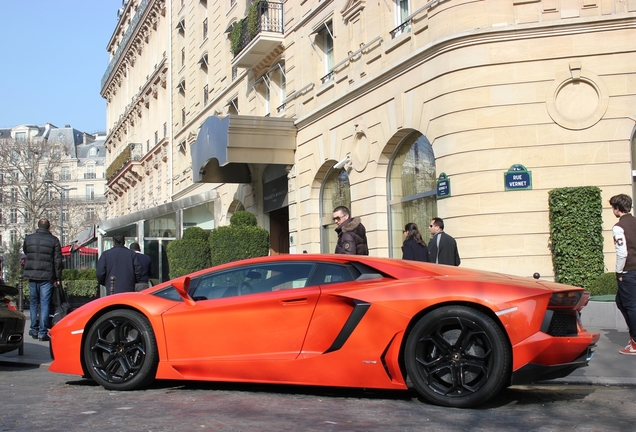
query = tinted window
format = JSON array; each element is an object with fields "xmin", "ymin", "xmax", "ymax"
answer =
[
  {"xmin": 190, "ymin": 263, "xmax": 316, "ymax": 300},
  {"xmin": 310, "ymin": 263, "xmax": 358, "ymax": 285},
  {"xmin": 152, "ymin": 286, "xmax": 182, "ymax": 302}
]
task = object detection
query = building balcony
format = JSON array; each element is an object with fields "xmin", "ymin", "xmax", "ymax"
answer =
[{"xmin": 231, "ymin": 1, "xmax": 284, "ymax": 69}]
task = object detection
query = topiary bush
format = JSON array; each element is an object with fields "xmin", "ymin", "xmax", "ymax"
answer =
[
  {"xmin": 166, "ymin": 227, "xmax": 211, "ymax": 279},
  {"xmin": 548, "ymin": 186, "xmax": 604, "ymax": 290},
  {"xmin": 230, "ymin": 210, "xmax": 257, "ymax": 227},
  {"xmin": 182, "ymin": 226, "xmax": 209, "ymax": 241},
  {"xmin": 589, "ymin": 272, "xmax": 618, "ymax": 296},
  {"xmin": 209, "ymin": 211, "xmax": 269, "ymax": 266}
]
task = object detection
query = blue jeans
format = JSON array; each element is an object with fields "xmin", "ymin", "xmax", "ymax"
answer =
[
  {"xmin": 617, "ymin": 271, "xmax": 636, "ymax": 341},
  {"xmin": 29, "ymin": 280, "xmax": 53, "ymax": 338}
]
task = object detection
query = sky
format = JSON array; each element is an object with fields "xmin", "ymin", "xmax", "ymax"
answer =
[{"xmin": 0, "ymin": 1, "xmax": 122, "ymax": 134}]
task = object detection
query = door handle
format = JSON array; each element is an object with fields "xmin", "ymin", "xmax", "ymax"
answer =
[{"xmin": 282, "ymin": 298, "xmax": 308, "ymax": 305}]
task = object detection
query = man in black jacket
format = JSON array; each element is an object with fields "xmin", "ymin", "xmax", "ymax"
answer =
[
  {"xmin": 427, "ymin": 217, "xmax": 461, "ymax": 266},
  {"xmin": 332, "ymin": 206, "xmax": 369, "ymax": 255},
  {"xmin": 23, "ymin": 219, "xmax": 63, "ymax": 341},
  {"xmin": 97, "ymin": 234, "xmax": 142, "ymax": 294},
  {"xmin": 129, "ymin": 242, "xmax": 155, "ymax": 291}
]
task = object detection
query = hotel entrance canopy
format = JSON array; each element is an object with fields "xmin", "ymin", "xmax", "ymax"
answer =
[{"xmin": 191, "ymin": 115, "xmax": 296, "ymax": 184}]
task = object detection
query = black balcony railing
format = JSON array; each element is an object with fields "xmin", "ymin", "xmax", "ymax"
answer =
[
  {"xmin": 231, "ymin": 1, "xmax": 283, "ymax": 57},
  {"xmin": 84, "ymin": 173, "xmax": 96, "ymax": 179}
]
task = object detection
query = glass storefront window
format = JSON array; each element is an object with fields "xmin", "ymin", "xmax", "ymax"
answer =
[
  {"xmin": 388, "ymin": 133, "xmax": 437, "ymax": 258},
  {"xmin": 144, "ymin": 213, "xmax": 177, "ymax": 238},
  {"xmin": 321, "ymin": 169, "xmax": 351, "ymax": 253},
  {"xmin": 144, "ymin": 239, "xmax": 172, "ymax": 284}
]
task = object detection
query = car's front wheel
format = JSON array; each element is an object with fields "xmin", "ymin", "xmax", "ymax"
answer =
[
  {"xmin": 83, "ymin": 309, "xmax": 158, "ymax": 390},
  {"xmin": 405, "ymin": 306, "xmax": 510, "ymax": 408}
]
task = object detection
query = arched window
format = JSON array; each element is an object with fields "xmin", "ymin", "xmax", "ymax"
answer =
[
  {"xmin": 388, "ymin": 133, "xmax": 437, "ymax": 258},
  {"xmin": 320, "ymin": 169, "xmax": 351, "ymax": 253}
]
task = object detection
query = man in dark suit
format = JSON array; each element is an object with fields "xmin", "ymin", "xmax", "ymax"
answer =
[
  {"xmin": 427, "ymin": 217, "xmax": 461, "ymax": 266},
  {"xmin": 97, "ymin": 234, "xmax": 142, "ymax": 294},
  {"xmin": 129, "ymin": 242, "xmax": 155, "ymax": 291}
]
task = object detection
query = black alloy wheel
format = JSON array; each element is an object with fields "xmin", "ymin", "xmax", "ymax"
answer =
[
  {"xmin": 405, "ymin": 306, "xmax": 510, "ymax": 408},
  {"xmin": 83, "ymin": 309, "xmax": 158, "ymax": 391}
]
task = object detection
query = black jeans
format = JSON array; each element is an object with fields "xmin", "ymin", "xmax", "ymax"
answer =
[{"xmin": 617, "ymin": 271, "xmax": 636, "ymax": 340}]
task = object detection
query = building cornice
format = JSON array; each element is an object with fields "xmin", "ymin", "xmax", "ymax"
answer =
[
  {"xmin": 101, "ymin": 0, "xmax": 166, "ymax": 96},
  {"xmin": 295, "ymin": 14, "xmax": 636, "ymax": 130}
]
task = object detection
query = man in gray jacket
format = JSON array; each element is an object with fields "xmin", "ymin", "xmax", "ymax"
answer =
[{"xmin": 23, "ymin": 219, "xmax": 63, "ymax": 341}]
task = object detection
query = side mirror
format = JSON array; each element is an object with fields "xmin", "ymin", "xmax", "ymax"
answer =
[{"xmin": 172, "ymin": 276, "xmax": 194, "ymax": 306}]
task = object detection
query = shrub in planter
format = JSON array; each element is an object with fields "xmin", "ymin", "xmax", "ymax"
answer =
[
  {"xmin": 167, "ymin": 227, "xmax": 211, "ymax": 279},
  {"xmin": 209, "ymin": 211, "xmax": 269, "ymax": 266},
  {"xmin": 589, "ymin": 272, "xmax": 619, "ymax": 297},
  {"xmin": 62, "ymin": 268, "xmax": 79, "ymax": 281},
  {"xmin": 230, "ymin": 18, "xmax": 244, "ymax": 56},
  {"xmin": 77, "ymin": 269, "xmax": 97, "ymax": 280},
  {"xmin": 65, "ymin": 280, "xmax": 99, "ymax": 298}
]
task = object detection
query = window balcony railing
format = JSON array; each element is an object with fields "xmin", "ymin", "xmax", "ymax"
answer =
[
  {"xmin": 231, "ymin": 1, "xmax": 284, "ymax": 68},
  {"xmin": 84, "ymin": 173, "xmax": 96, "ymax": 179}
]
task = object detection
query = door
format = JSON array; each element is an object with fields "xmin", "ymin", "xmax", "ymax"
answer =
[{"xmin": 161, "ymin": 262, "xmax": 317, "ymax": 361}]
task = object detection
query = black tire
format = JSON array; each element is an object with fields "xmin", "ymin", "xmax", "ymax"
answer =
[
  {"xmin": 405, "ymin": 306, "xmax": 510, "ymax": 408},
  {"xmin": 83, "ymin": 309, "xmax": 158, "ymax": 391}
]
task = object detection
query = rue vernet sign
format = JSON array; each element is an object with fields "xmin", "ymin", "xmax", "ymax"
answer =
[
  {"xmin": 504, "ymin": 164, "xmax": 532, "ymax": 191},
  {"xmin": 436, "ymin": 173, "xmax": 451, "ymax": 198}
]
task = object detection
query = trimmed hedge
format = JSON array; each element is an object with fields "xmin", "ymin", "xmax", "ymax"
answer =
[
  {"xmin": 166, "ymin": 227, "xmax": 211, "ymax": 279},
  {"xmin": 209, "ymin": 211, "xmax": 269, "ymax": 266},
  {"xmin": 548, "ymin": 186, "xmax": 604, "ymax": 289},
  {"xmin": 19, "ymin": 279, "xmax": 98, "ymax": 300},
  {"xmin": 589, "ymin": 272, "xmax": 619, "ymax": 296}
]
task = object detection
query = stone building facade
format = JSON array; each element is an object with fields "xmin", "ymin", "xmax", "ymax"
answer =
[{"xmin": 101, "ymin": 0, "xmax": 636, "ymax": 282}]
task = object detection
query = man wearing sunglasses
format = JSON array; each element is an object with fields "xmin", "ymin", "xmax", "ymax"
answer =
[
  {"xmin": 332, "ymin": 206, "xmax": 369, "ymax": 255},
  {"xmin": 427, "ymin": 217, "xmax": 461, "ymax": 266}
]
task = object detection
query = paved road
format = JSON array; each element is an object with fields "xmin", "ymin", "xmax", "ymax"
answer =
[
  {"xmin": 1, "ymin": 364, "xmax": 636, "ymax": 431},
  {"xmin": 2, "ymin": 321, "xmax": 636, "ymax": 431}
]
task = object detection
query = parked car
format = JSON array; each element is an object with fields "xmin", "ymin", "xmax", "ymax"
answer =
[
  {"xmin": 0, "ymin": 283, "xmax": 25, "ymax": 354},
  {"xmin": 49, "ymin": 254, "xmax": 599, "ymax": 408}
]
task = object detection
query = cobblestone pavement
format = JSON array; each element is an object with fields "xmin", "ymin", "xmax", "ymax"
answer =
[{"xmin": 1, "ymin": 365, "xmax": 635, "ymax": 431}]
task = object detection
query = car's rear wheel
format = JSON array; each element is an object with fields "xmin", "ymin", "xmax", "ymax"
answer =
[
  {"xmin": 83, "ymin": 309, "xmax": 158, "ymax": 391},
  {"xmin": 405, "ymin": 306, "xmax": 510, "ymax": 408}
]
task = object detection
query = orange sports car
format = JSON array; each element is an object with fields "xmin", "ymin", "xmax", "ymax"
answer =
[{"xmin": 49, "ymin": 254, "xmax": 599, "ymax": 408}]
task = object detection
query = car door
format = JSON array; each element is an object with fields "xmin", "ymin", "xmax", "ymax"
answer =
[{"xmin": 161, "ymin": 262, "xmax": 318, "ymax": 362}]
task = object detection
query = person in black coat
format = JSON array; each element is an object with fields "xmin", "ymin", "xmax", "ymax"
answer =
[
  {"xmin": 23, "ymin": 219, "xmax": 63, "ymax": 341},
  {"xmin": 427, "ymin": 217, "xmax": 461, "ymax": 266},
  {"xmin": 129, "ymin": 242, "xmax": 155, "ymax": 291},
  {"xmin": 402, "ymin": 222, "xmax": 428, "ymax": 262},
  {"xmin": 333, "ymin": 206, "xmax": 369, "ymax": 255},
  {"xmin": 97, "ymin": 234, "xmax": 142, "ymax": 294}
]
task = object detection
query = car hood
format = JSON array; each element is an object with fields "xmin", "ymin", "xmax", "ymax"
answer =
[{"xmin": 0, "ymin": 284, "xmax": 18, "ymax": 297}]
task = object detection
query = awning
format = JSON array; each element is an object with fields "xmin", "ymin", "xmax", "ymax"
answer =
[
  {"xmin": 63, "ymin": 245, "xmax": 97, "ymax": 257},
  {"xmin": 71, "ymin": 225, "xmax": 96, "ymax": 249},
  {"xmin": 191, "ymin": 115, "xmax": 296, "ymax": 183},
  {"xmin": 78, "ymin": 246, "xmax": 98, "ymax": 256}
]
